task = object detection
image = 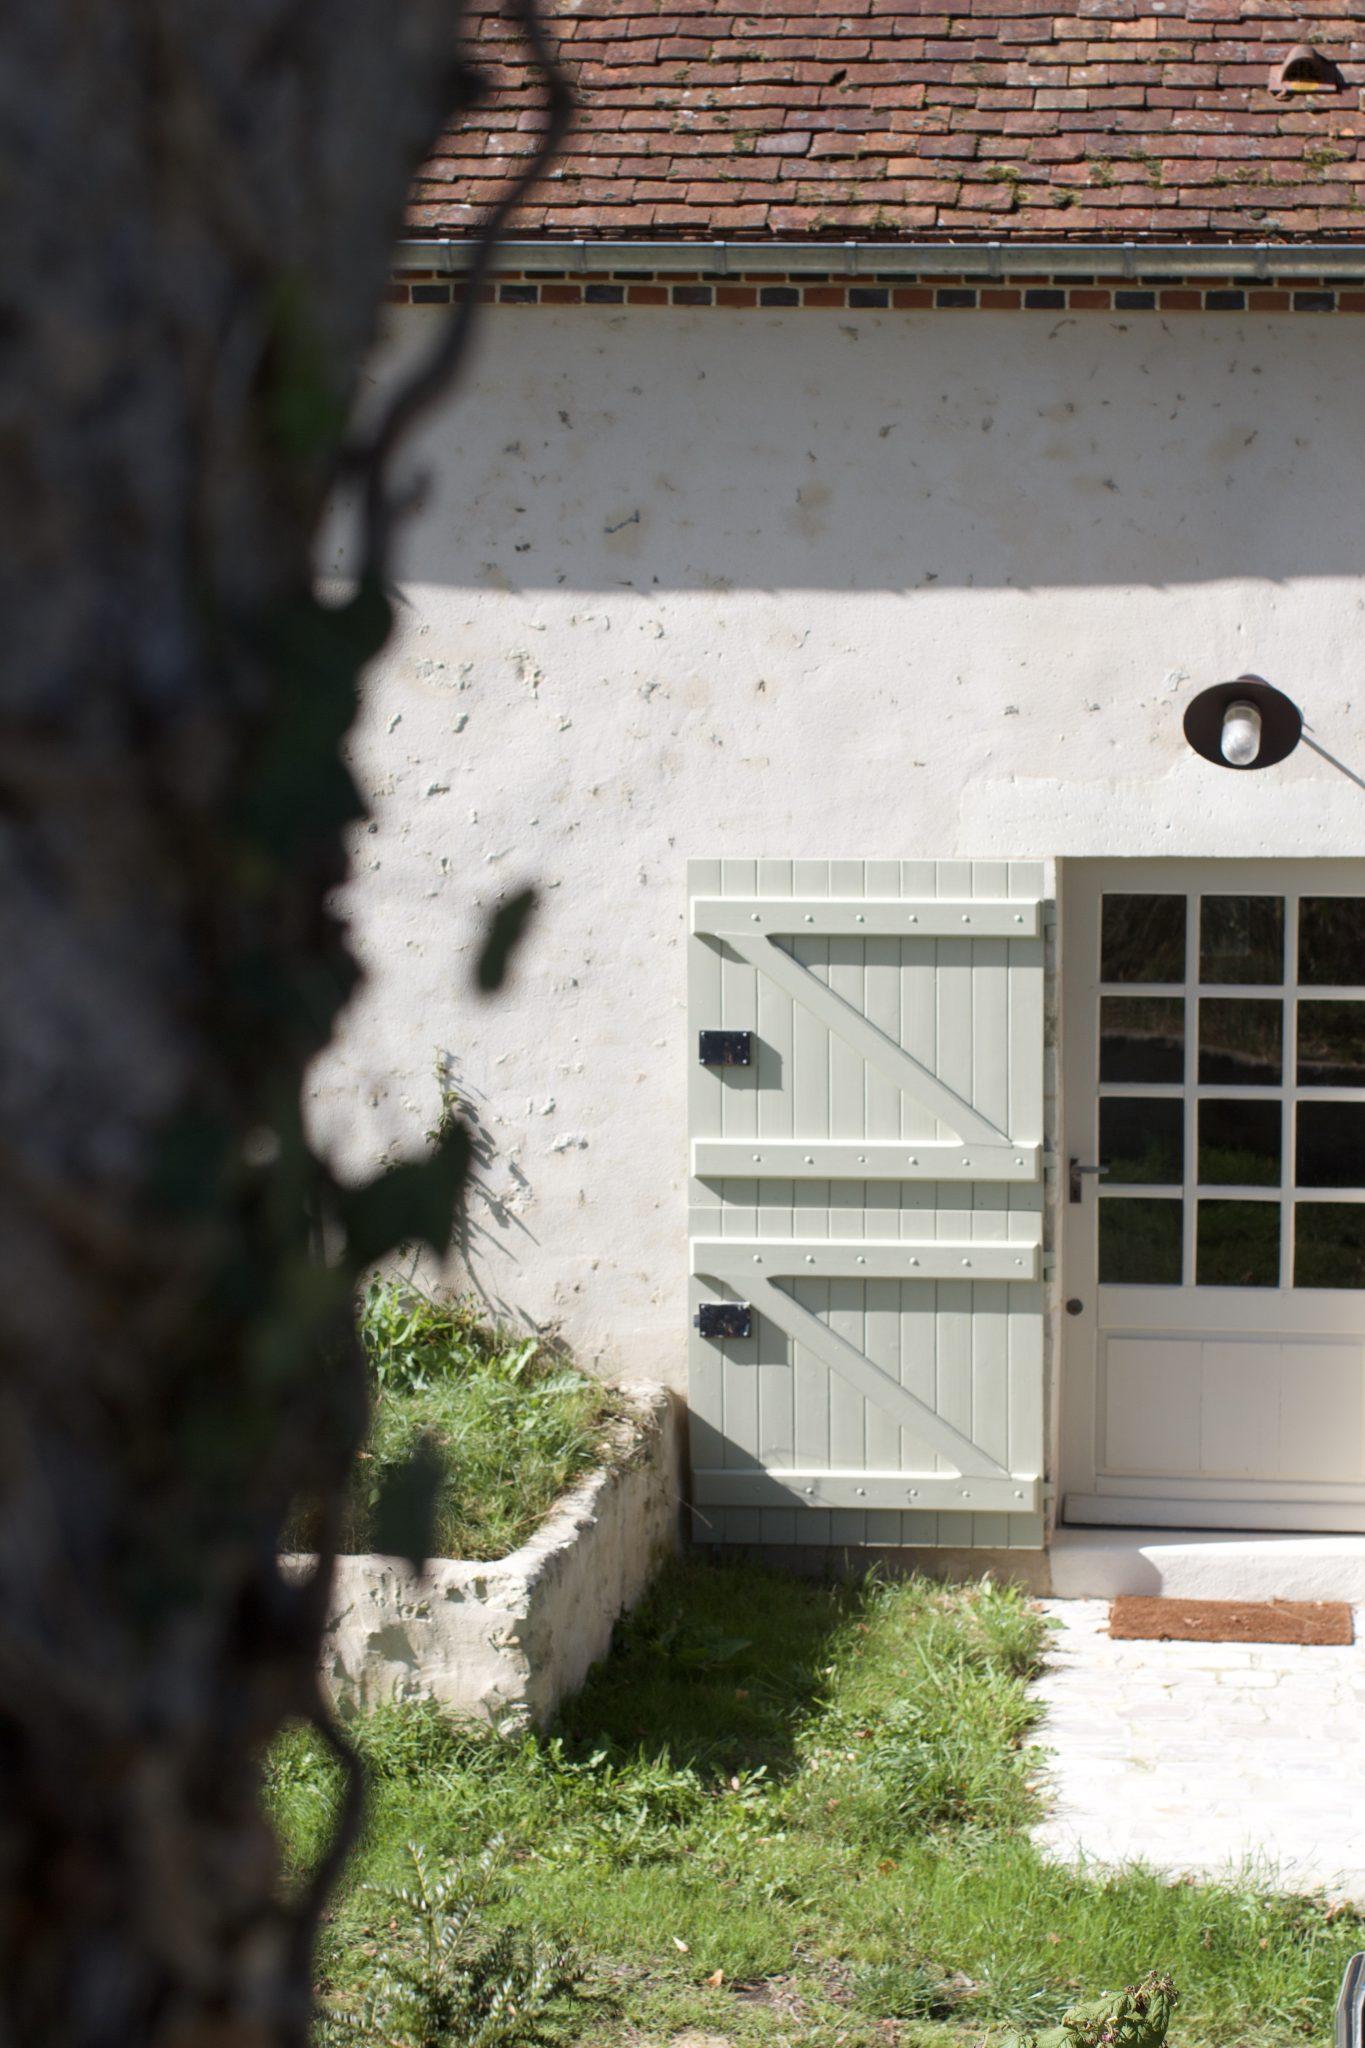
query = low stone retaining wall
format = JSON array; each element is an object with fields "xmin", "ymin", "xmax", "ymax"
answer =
[{"xmin": 300, "ymin": 1381, "xmax": 680, "ymax": 1729}]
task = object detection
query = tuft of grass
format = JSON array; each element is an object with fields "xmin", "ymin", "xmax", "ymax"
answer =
[
  {"xmin": 267, "ymin": 1563, "xmax": 1364, "ymax": 2048},
  {"xmin": 291, "ymin": 1282, "xmax": 622, "ymax": 1562}
]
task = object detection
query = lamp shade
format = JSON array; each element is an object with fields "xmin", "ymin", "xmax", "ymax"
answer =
[{"xmin": 1183, "ymin": 675, "xmax": 1303, "ymax": 770}]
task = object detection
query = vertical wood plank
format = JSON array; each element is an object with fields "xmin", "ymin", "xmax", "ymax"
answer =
[
  {"xmin": 1008, "ymin": 860, "xmax": 1048, "ymax": 1504},
  {"xmin": 970, "ymin": 861, "xmax": 1011, "ymax": 1546},
  {"xmin": 687, "ymin": 860, "xmax": 727, "ymax": 1509},
  {"xmin": 717, "ymin": 861, "xmax": 761, "ymax": 1501},
  {"xmin": 898, "ymin": 860, "xmax": 940, "ymax": 1537},
  {"xmin": 864, "ymin": 859, "xmax": 903, "ymax": 1543},
  {"xmin": 790, "ymin": 860, "xmax": 832, "ymax": 1544},
  {"xmin": 756, "ymin": 858, "xmax": 797, "ymax": 1544},
  {"xmin": 827, "ymin": 858, "xmax": 868, "ymax": 1547}
]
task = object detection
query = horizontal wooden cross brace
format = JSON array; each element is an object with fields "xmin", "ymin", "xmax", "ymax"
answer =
[
  {"xmin": 692, "ymin": 1140, "xmax": 1041, "ymax": 1182},
  {"xmin": 692, "ymin": 897, "xmax": 1042, "ymax": 938},
  {"xmin": 693, "ymin": 1238, "xmax": 1041, "ymax": 1282},
  {"xmin": 693, "ymin": 1470, "xmax": 1041, "ymax": 1514}
]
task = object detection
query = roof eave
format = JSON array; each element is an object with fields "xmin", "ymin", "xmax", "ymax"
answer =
[{"xmin": 398, "ymin": 237, "xmax": 1365, "ymax": 280}]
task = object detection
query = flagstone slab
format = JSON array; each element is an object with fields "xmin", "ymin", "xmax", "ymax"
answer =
[{"xmin": 1032, "ymin": 1598, "xmax": 1365, "ymax": 1902}]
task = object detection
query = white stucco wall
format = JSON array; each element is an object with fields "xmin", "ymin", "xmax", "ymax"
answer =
[{"xmin": 312, "ymin": 304, "xmax": 1365, "ymax": 1390}]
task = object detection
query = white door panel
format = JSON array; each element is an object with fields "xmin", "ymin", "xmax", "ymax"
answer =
[{"xmin": 1063, "ymin": 858, "xmax": 1365, "ymax": 1532}]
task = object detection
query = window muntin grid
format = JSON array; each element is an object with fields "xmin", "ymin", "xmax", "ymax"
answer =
[{"xmin": 1096, "ymin": 890, "xmax": 1365, "ymax": 1288}]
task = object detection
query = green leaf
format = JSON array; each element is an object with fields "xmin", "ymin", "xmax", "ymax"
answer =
[
  {"xmin": 476, "ymin": 887, "xmax": 537, "ymax": 993},
  {"xmin": 341, "ymin": 1126, "xmax": 471, "ymax": 1265},
  {"xmin": 372, "ymin": 1434, "xmax": 445, "ymax": 1571}
]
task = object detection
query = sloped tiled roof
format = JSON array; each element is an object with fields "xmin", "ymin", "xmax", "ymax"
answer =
[{"xmin": 410, "ymin": 0, "xmax": 1365, "ymax": 242}]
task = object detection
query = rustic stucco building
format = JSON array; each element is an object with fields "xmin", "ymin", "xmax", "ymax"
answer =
[{"xmin": 314, "ymin": 0, "xmax": 1365, "ymax": 1591}]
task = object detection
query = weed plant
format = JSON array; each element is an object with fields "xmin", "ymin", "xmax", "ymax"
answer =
[{"xmin": 290, "ymin": 1282, "xmax": 621, "ymax": 1561}]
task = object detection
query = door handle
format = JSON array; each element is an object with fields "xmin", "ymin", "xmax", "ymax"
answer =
[{"xmin": 1069, "ymin": 1158, "xmax": 1110, "ymax": 1204}]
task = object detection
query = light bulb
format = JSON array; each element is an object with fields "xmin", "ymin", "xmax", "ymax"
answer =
[{"xmin": 1220, "ymin": 699, "xmax": 1262, "ymax": 767}]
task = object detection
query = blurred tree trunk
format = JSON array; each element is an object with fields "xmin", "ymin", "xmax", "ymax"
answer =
[{"xmin": 0, "ymin": 6, "xmax": 564, "ymax": 2045}]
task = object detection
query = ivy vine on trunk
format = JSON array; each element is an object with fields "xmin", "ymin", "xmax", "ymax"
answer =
[{"xmin": 0, "ymin": 5, "xmax": 569, "ymax": 2044}]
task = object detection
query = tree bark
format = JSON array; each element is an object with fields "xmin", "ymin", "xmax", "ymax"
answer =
[{"xmin": 0, "ymin": 5, "xmax": 565, "ymax": 2043}]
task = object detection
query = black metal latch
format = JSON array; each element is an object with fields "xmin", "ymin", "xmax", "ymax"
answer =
[
  {"xmin": 698, "ymin": 1030, "xmax": 753, "ymax": 1067},
  {"xmin": 694, "ymin": 1302, "xmax": 752, "ymax": 1341},
  {"xmin": 1069, "ymin": 1157, "xmax": 1110, "ymax": 1204}
]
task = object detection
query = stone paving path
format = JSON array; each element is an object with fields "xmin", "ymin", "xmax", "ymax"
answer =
[{"xmin": 1032, "ymin": 1599, "xmax": 1365, "ymax": 1901}]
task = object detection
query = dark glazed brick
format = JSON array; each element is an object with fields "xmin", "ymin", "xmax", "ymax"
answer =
[
  {"xmin": 759, "ymin": 285, "xmax": 801, "ymax": 306},
  {"xmin": 585, "ymin": 283, "xmax": 625, "ymax": 303},
  {"xmin": 849, "ymin": 287, "xmax": 890, "ymax": 307},
  {"xmin": 672, "ymin": 284, "xmax": 714, "ymax": 304},
  {"xmin": 412, "ymin": 284, "xmax": 453, "ymax": 303},
  {"xmin": 498, "ymin": 283, "xmax": 538, "ymax": 303},
  {"xmin": 1024, "ymin": 288, "xmax": 1066, "ymax": 308},
  {"xmin": 1114, "ymin": 290, "xmax": 1156, "ymax": 309},
  {"xmin": 935, "ymin": 287, "xmax": 977, "ymax": 307},
  {"xmin": 1205, "ymin": 290, "xmax": 1245, "ymax": 310},
  {"xmin": 1293, "ymin": 291, "xmax": 1336, "ymax": 312}
]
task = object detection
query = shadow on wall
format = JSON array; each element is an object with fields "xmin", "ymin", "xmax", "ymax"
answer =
[{"xmin": 349, "ymin": 308, "xmax": 1365, "ymax": 594}]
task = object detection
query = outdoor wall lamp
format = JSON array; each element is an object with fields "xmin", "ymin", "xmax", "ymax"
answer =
[{"xmin": 1183, "ymin": 674, "xmax": 1303, "ymax": 771}]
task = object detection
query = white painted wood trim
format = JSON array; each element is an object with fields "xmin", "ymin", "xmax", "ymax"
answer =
[
  {"xmin": 721, "ymin": 929, "xmax": 1009, "ymax": 1144},
  {"xmin": 692, "ymin": 1139, "xmax": 1041, "ymax": 1181},
  {"xmin": 696, "ymin": 1470, "xmax": 1041, "ymax": 1512},
  {"xmin": 694, "ymin": 1238, "xmax": 1041, "ymax": 1281},
  {"xmin": 693, "ymin": 897, "xmax": 1042, "ymax": 939}
]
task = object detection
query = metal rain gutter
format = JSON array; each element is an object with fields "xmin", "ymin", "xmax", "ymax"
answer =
[{"xmin": 399, "ymin": 238, "xmax": 1365, "ymax": 280}]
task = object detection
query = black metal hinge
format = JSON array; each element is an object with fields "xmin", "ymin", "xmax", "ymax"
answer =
[
  {"xmin": 693, "ymin": 1302, "xmax": 752, "ymax": 1340},
  {"xmin": 698, "ymin": 1029, "xmax": 753, "ymax": 1067}
]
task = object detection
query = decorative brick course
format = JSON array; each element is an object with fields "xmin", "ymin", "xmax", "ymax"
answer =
[
  {"xmin": 388, "ymin": 266, "xmax": 1365, "ymax": 313},
  {"xmin": 413, "ymin": 0, "xmax": 1365, "ymax": 244}
]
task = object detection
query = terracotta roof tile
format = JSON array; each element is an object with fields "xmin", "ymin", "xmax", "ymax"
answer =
[{"xmin": 413, "ymin": 0, "xmax": 1365, "ymax": 241}]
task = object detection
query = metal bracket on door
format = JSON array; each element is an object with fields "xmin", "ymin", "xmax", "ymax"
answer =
[
  {"xmin": 1068, "ymin": 1157, "xmax": 1110, "ymax": 1204},
  {"xmin": 694, "ymin": 1302, "xmax": 753, "ymax": 1341}
]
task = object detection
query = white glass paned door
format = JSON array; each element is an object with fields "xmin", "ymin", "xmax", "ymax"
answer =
[{"xmin": 1062, "ymin": 859, "xmax": 1365, "ymax": 1531}]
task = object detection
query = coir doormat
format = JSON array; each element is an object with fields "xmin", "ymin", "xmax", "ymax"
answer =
[{"xmin": 1109, "ymin": 1596, "xmax": 1354, "ymax": 1646}]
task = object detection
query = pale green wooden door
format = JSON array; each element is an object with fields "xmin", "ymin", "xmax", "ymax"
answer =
[{"xmin": 688, "ymin": 859, "xmax": 1047, "ymax": 1551}]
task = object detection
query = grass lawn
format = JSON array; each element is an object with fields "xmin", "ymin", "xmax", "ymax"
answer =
[
  {"xmin": 268, "ymin": 1561, "xmax": 1362, "ymax": 2047},
  {"xmin": 289, "ymin": 1282, "xmax": 623, "ymax": 1562}
]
